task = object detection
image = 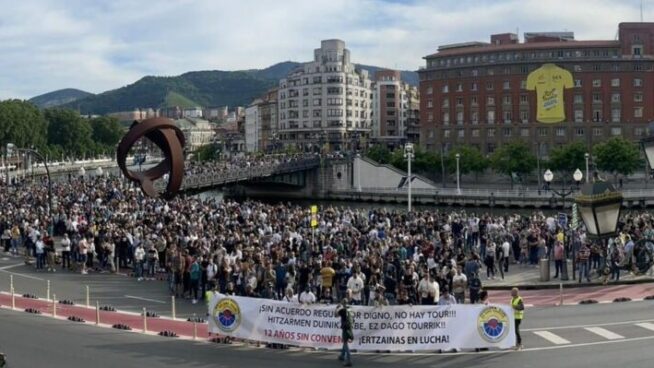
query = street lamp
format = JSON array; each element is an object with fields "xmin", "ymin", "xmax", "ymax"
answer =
[
  {"xmin": 575, "ymin": 179, "xmax": 623, "ymax": 240},
  {"xmin": 455, "ymin": 152, "xmax": 461, "ymax": 195},
  {"xmin": 356, "ymin": 153, "xmax": 362, "ymax": 192},
  {"xmin": 543, "ymin": 168, "xmax": 583, "ymax": 208},
  {"xmin": 584, "ymin": 153, "xmax": 590, "ymax": 183},
  {"xmin": 404, "ymin": 143, "xmax": 414, "ymax": 212}
]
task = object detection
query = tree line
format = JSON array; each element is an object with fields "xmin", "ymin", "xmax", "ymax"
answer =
[
  {"xmin": 366, "ymin": 138, "xmax": 642, "ymax": 186},
  {"xmin": 0, "ymin": 100, "xmax": 125, "ymax": 159}
]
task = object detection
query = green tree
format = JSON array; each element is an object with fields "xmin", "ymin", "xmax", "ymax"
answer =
[
  {"xmin": 388, "ymin": 147, "xmax": 440, "ymax": 174},
  {"xmin": 0, "ymin": 99, "xmax": 47, "ymax": 149},
  {"xmin": 593, "ymin": 137, "xmax": 641, "ymax": 182},
  {"xmin": 445, "ymin": 146, "xmax": 488, "ymax": 176},
  {"xmin": 45, "ymin": 108, "xmax": 93, "ymax": 157},
  {"xmin": 90, "ymin": 116, "xmax": 124, "ymax": 152},
  {"xmin": 195, "ymin": 143, "xmax": 220, "ymax": 162},
  {"xmin": 490, "ymin": 141, "xmax": 537, "ymax": 187},
  {"xmin": 547, "ymin": 142, "xmax": 588, "ymax": 173},
  {"xmin": 365, "ymin": 145, "xmax": 391, "ymax": 164}
]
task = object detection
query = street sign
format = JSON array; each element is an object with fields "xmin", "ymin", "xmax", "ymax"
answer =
[{"xmin": 558, "ymin": 212, "xmax": 568, "ymax": 228}]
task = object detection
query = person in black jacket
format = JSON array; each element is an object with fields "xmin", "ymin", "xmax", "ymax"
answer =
[{"xmin": 337, "ymin": 298, "xmax": 353, "ymax": 367}]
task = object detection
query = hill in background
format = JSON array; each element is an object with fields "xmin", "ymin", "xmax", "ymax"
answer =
[
  {"xmin": 29, "ymin": 88, "xmax": 94, "ymax": 108},
  {"xmin": 43, "ymin": 61, "xmax": 418, "ymax": 115}
]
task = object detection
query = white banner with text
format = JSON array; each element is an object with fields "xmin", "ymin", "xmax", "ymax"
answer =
[{"xmin": 208, "ymin": 294, "xmax": 516, "ymax": 351}]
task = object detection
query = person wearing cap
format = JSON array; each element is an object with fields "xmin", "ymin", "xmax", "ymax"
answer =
[{"xmin": 336, "ymin": 298, "xmax": 353, "ymax": 367}]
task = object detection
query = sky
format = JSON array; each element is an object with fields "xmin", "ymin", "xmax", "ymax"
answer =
[{"xmin": 0, "ymin": 0, "xmax": 650, "ymax": 99}]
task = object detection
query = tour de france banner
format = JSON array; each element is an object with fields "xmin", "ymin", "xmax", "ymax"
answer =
[{"xmin": 208, "ymin": 294, "xmax": 516, "ymax": 351}]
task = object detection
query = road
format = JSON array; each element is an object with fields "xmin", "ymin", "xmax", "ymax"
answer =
[{"xmin": 1, "ymin": 300, "xmax": 654, "ymax": 368}]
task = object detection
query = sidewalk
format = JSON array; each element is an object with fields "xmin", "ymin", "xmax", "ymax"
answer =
[{"xmin": 483, "ymin": 260, "xmax": 654, "ymax": 290}]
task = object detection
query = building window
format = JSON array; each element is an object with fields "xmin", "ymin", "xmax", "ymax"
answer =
[
  {"xmin": 458, "ymin": 129, "xmax": 465, "ymax": 138},
  {"xmin": 503, "ymin": 111, "xmax": 512, "ymax": 123},
  {"xmin": 520, "ymin": 80, "xmax": 527, "ymax": 89},
  {"xmin": 633, "ymin": 46, "xmax": 643, "ymax": 56},
  {"xmin": 487, "ymin": 96, "xmax": 495, "ymax": 106},
  {"xmin": 427, "ymin": 86, "xmax": 433, "ymax": 95},
  {"xmin": 520, "ymin": 95, "xmax": 528, "ymax": 104},
  {"xmin": 593, "ymin": 128, "xmax": 602, "ymax": 136},
  {"xmin": 428, "ymin": 112, "xmax": 434, "ymax": 122},
  {"xmin": 487, "ymin": 128, "xmax": 495, "ymax": 137},
  {"xmin": 576, "ymin": 128, "xmax": 585, "ymax": 136},
  {"xmin": 486, "ymin": 82, "xmax": 494, "ymax": 90},
  {"xmin": 521, "ymin": 128, "xmax": 529, "ymax": 137},
  {"xmin": 487, "ymin": 143, "xmax": 496, "ymax": 154},
  {"xmin": 574, "ymin": 94, "xmax": 583, "ymax": 104},
  {"xmin": 593, "ymin": 109, "xmax": 602, "ymax": 122},
  {"xmin": 471, "ymin": 82, "xmax": 478, "ymax": 91},
  {"xmin": 456, "ymin": 111, "xmax": 464, "ymax": 125},
  {"xmin": 444, "ymin": 129, "xmax": 451, "ymax": 138},
  {"xmin": 611, "ymin": 108, "xmax": 621, "ymax": 123},
  {"xmin": 471, "ymin": 96, "xmax": 478, "ymax": 106},
  {"xmin": 634, "ymin": 78, "xmax": 643, "ymax": 87},
  {"xmin": 471, "ymin": 111, "xmax": 479, "ymax": 125},
  {"xmin": 456, "ymin": 97, "xmax": 463, "ymax": 106},
  {"xmin": 520, "ymin": 110, "xmax": 529, "ymax": 123},
  {"xmin": 574, "ymin": 109, "xmax": 583, "ymax": 123},
  {"xmin": 442, "ymin": 99, "xmax": 450, "ymax": 108},
  {"xmin": 611, "ymin": 127, "xmax": 622, "ymax": 136},
  {"xmin": 634, "ymin": 107, "xmax": 644, "ymax": 118},
  {"xmin": 592, "ymin": 79, "xmax": 601, "ymax": 87},
  {"xmin": 443, "ymin": 112, "xmax": 450, "ymax": 125},
  {"xmin": 427, "ymin": 100, "xmax": 433, "ymax": 108},
  {"xmin": 556, "ymin": 127, "xmax": 566, "ymax": 137},
  {"xmin": 472, "ymin": 129, "xmax": 480, "ymax": 137},
  {"xmin": 635, "ymin": 93, "xmax": 643, "ymax": 102},
  {"xmin": 593, "ymin": 93, "xmax": 602, "ymax": 103},
  {"xmin": 503, "ymin": 81, "xmax": 510, "ymax": 90},
  {"xmin": 611, "ymin": 93, "xmax": 621, "ymax": 103},
  {"xmin": 487, "ymin": 110, "xmax": 495, "ymax": 124},
  {"xmin": 611, "ymin": 78, "xmax": 620, "ymax": 87},
  {"xmin": 428, "ymin": 130, "xmax": 434, "ymax": 138},
  {"xmin": 574, "ymin": 79, "xmax": 582, "ymax": 87},
  {"xmin": 503, "ymin": 96, "xmax": 512, "ymax": 105},
  {"xmin": 538, "ymin": 128, "xmax": 548, "ymax": 137},
  {"xmin": 456, "ymin": 83, "xmax": 463, "ymax": 92},
  {"xmin": 472, "ymin": 69, "xmax": 478, "ymax": 76},
  {"xmin": 635, "ymin": 127, "xmax": 645, "ymax": 136},
  {"xmin": 520, "ymin": 66, "xmax": 528, "ymax": 73},
  {"xmin": 593, "ymin": 64, "xmax": 601, "ymax": 71},
  {"xmin": 574, "ymin": 65, "xmax": 582, "ymax": 72},
  {"xmin": 503, "ymin": 127, "xmax": 512, "ymax": 137},
  {"xmin": 442, "ymin": 85, "xmax": 449, "ymax": 93}
]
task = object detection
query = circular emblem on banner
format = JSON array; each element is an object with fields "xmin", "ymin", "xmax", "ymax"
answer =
[
  {"xmin": 477, "ymin": 306, "xmax": 509, "ymax": 343},
  {"xmin": 213, "ymin": 298, "xmax": 241, "ymax": 333}
]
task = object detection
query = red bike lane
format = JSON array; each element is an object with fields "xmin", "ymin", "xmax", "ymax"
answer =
[{"xmin": 488, "ymin": 283, "xmax": 654, "ymax": 306}]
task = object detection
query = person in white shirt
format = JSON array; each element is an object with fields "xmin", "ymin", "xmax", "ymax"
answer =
[
  {"xmin": 346, "ymin": 272, "xmax": 365, "ymax": 305},
  {"xmin": 134, "ymin": 244, "xmax": 145, "ymax": 281},
  {"xmin": 299, "ymin": 287, "xmax": 316, "ymax": 304},
  {"xmin": 452, "ymin": 267, "xmax": 468, "ymax": 304},
  {"xmin": 60, "ymin": 234, "xmax": 72, "ymax": 270},
  {"xmin": 501, "ymin": 239, "xmax": 511, "ymax": 273},
  {"xmin": 417, "ymin": 272, "xmax": 439, "ymax": 305}
]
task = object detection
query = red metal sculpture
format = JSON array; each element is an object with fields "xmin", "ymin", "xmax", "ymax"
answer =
[{"xmin": 116, "ymin": 117, "xmax": 185, "ymax": 199}]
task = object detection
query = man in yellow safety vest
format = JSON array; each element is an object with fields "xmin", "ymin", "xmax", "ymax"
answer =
[{"xmin": 511, "ymin": 287, "xmax": 524, "ymax": 350}]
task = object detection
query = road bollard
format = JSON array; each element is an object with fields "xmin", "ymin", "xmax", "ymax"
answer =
[
  {"xmin": 559, "ymin": 283, "xmax": 564, "ymax": 306},
  {"xmin": 9, "ymin": 275, "xmax": 13, "ymax": 293},
  {"xmin": 193, "ymin": 313, "xmax": 198, "ymax": 340},
  {"xmin": 86, "ymin": 285, "xmax": 90, "ymax": 308},
  {"xmin": 46, "ymin": 280, "xmax": 51, "ymax": 301},
  {"xmin": 171, "ymin": 296, "xmax": 176, "ymax": 320},
  {"xmin": 11, "ymin": 287, "xmax": 15, "ymax": 310},
  {"xmin": 96, "ymin": 301, "xmax": 100, "ymax": 325},
  {"xmin": 143, "ymin": 307, "xmax": 147, "ymax": 333},
  {"xmin": 53, "ymin": 294, "xmax": 57, "ymax": 317}
]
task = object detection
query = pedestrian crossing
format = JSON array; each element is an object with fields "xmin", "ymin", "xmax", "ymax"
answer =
[{"xmin": 529, "ymin": 322, "xmax": 654, "ymax": 347}]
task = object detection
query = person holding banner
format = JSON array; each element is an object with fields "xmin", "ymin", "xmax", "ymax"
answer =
[
  {"xmin": 511, "ymin": 287, "xmax": 525, "ymax": 350},
  {"xmin": 336, "ymin": 298, "xmax": 354, "ymax": 367}
]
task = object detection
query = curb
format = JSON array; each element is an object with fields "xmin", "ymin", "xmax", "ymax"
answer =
[{"xmin": 484, "ymin": 277, "xmax": 654, "ymax": 291}]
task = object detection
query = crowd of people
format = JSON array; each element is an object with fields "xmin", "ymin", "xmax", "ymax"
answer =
[{"xmin": 1, "ymin": 156, "xmax": 654, "ymax": 307}]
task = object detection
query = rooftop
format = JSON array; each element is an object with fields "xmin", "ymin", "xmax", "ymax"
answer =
[{"xmin": 425, "ymin": 40, "xmax": 619, "ymax": 58}]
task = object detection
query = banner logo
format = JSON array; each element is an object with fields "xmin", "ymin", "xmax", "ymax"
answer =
[
  {"xmin": 477, "ymin": 306, "xmax": 509, "ymax": 343},
  {"xmin": 213, "ymin": 298, "xmax": 241, "ymax": 333}
]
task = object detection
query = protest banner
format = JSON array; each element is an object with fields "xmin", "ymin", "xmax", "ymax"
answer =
[{"xmin": 208, "ymin": 294, "xmax": 515, "ymax": 351}]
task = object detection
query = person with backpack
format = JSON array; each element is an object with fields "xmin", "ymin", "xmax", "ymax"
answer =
[{"xmin": 337, "ymin": 298, "xmax": 354, "ymax": 367}]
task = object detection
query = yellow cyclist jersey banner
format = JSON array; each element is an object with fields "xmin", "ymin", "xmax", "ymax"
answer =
[{"xmin": 526, "ymin": 63, "xmax": 574, "ymax": 123}]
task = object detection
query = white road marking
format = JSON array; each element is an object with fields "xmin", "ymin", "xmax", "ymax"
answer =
[
  {"xmin": 532, "ymin": 330, "xmax": 571, "ymax": 345},
  {"xmin": 0, "ymin": 263, "xmax": 24, "ymax": 271},
  {"xmin": 523, "ymin": 317, "xmax": 654, "ymax": 332},
  {"xmin": 635, "ymin": 322, "xmax": 654, "ymax": 332},
  {"xmin": 124, "ymin": 295, "xmax": 166, "ymax": 304},
  {"xmin": 584, "ymin": 327, "xmax": 624, "ymax": 340},
  {"xmin": 0, "ymin": 269, "xmax": 45, "ymax": 281}
]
